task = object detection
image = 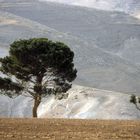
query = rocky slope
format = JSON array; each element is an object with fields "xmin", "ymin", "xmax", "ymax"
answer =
[
  {"xmin": 0, "ymin": 85, "xmax": 140, "ymax": 119},
  {"xmin": 0, "ymin": 1, "xmax": 140, "ymax": 119},
  {"xmin": 38, "ymin": 85, "xmax": 140, "ymax": 119}
]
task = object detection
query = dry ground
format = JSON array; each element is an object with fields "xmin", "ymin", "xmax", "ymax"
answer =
[{"xmin": 0, "ymin": 119, "xmax": 140, "ymax": 140}]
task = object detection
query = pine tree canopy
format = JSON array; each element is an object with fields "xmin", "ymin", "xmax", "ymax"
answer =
[{"xmin": 0, "ymin": 38, "xmax": 77, "ymax": 99}]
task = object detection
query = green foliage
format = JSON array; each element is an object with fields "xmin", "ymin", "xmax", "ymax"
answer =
[
  {"xmin": 0, "ymin": 38, "xmax": 77, "ymax": 98},
  {"xmin": 0, "ymin": 38, "xmax": 77, "ymax": 96},
  {"xmin": 130, "ymin": 95, "xmax": 137, "ymax": 104},
  {"xmin": 0, "ymin": 38, "xmax": 77, "ymax": 117},
  {"xmin": 0, "ymin": 77, "xmax": 23, "ymax": 98}
]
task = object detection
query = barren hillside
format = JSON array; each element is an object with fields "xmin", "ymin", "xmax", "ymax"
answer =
[{"xmin": 1, "ymin": 0, "xmax": 140, "ymax": 94}]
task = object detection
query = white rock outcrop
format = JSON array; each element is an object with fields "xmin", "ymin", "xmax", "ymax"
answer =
[
  {"xmin": 1, "ymin": 85, "xmax": 139, "ymax": 119},
  {"xmin": 38, "ymin": 85, "xmax": 140, "ymax": 119}
]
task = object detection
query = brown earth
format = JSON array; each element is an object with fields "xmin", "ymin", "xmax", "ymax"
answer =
[{"xmin": 0, "ymin": 118, "xmax": 140, "ymax": 140}]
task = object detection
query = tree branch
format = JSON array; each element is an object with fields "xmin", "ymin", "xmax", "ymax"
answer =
[{"xmin": 135, "ymin": 103, "xmax": 140, "ymax": 111}]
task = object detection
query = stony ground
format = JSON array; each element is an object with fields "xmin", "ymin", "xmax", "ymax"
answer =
[{"xmin": 0, "ymin": 118, "xmax": 140, "ymax": 140}]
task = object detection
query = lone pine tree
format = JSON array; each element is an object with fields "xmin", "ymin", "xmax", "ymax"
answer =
[{"xmin": 0, "ymin": 38, "xmax": 77, "ymax": 117}]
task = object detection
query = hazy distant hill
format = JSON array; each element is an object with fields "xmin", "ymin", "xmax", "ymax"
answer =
[
  {"xmin": 39, "ymin": 0, "xmax": 140, "ymax": 15},
  {"xmin": 0, "ymin": 1, "xmax": 140, "ymax": 94}
]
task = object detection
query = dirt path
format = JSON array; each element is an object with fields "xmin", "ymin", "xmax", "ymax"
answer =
[{"xmin": 0, "ymin": 118, "xmax": 140, "ymax": 140}]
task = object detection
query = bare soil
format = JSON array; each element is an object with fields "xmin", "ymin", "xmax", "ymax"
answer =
[{"xmin": 0, "ymin": 118, "xmax": 140, "ymax": 140}]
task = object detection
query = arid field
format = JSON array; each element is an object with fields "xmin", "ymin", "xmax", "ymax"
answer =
[{"xmin": 0, "ymin": 119, "xmax": 140, "ymax": 140}]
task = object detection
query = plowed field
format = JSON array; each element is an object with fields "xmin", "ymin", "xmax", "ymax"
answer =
[{"xmin": 0, "ymin": 119, "xmax": 140, "ymax": 140}]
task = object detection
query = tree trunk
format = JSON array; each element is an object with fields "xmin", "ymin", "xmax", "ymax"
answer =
[{"xmin": 32, "ymin": 96, "xmax": 41, "ymax": 118}]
